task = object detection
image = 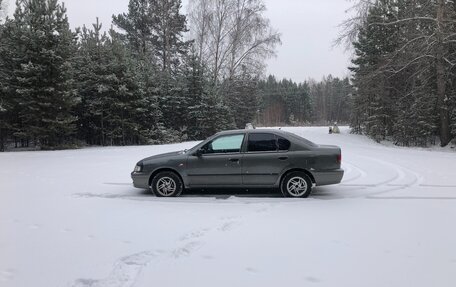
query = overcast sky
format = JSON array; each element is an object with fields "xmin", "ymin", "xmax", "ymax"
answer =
[{"xmin": 4, "ymin": 0, "xmax": 354, "ymax": 82}]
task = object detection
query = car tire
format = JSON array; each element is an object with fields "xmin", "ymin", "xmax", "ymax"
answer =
[
  {"xmin": 151, "ymin": 171, "xmax": 184, "ymax": 197},
  {"xmin": 280, "ymin": 171, "xmax": 312, "ymax": 198}
]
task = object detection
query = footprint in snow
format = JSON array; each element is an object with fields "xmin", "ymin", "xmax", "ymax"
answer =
[
  {"xmin": 179, "ymin": 229, "xmax": 208, "ymax": 241},
  {"xmin": 73, "ymin": 251, "xmax": 157, "ymax": 287},
  {"xmin": 172, "ymin": 241, "xmax": 203, "ymax": 258},
  {"xmin": 218, "ymin": 221, "xmax": 239, "ymax": 232}
]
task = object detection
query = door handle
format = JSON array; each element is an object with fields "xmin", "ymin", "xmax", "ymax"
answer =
[
  {"xmin": 229, "ymin": 158, "xmax": 240, "ymax": 162},
  {"xmin": 278, "ymin": 156, "xmax": 288, "ymax": 161}
]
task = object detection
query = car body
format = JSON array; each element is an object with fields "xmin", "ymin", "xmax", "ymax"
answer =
[{"xmin": 131, "ymin": 129, "xmax": 344, "ymax": 197}]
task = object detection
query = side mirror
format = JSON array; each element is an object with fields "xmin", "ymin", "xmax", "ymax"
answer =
[{"xmin": 195, "ymin": 149, "xmax": 203, "ymax": 157}]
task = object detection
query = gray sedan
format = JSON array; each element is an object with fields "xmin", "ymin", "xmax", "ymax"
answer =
[{"xmin": 131, "ymin": 129, "xmax": 344, "ymax": 198}]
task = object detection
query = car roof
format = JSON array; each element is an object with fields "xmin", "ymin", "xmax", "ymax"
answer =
[{"xmin": 217, "ymin": 129, "xmax": 288, "ymax": 136}]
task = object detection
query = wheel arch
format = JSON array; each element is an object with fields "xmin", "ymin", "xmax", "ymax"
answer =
[
  {"xmin": 279, "ymin": 168, "xmax": 316, "ymax": 186},
  {"xmin": 148, "ymin": 168, "xmax": 185, "ymax": 187}
]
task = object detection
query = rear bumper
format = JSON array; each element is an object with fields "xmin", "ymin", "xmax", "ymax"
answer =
[
  {"xmin": 131, "ymin": 172, "xmax": 150, "ymax": 189},
  {"xmin": 311, "ymin": 169, "xmax": 344, "ymax": 186}
]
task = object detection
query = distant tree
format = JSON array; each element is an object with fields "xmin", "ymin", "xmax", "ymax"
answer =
[{"xmin": 257, "ymin": 76, "xmax": 315, "ymax": 126}]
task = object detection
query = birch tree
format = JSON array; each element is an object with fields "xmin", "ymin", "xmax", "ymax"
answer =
[{"xmin": 188, "ymin": 0, "xmax": 281, "ymax": 85}]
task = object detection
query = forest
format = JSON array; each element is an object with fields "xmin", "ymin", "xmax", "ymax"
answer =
[
  {"xmin": 0, "ymin": 0, "xmax": 349, "ymax": 151},
  {"xmin": 346, "ymin": 0, "xmax": 456, "ymax": 147},
  {"xmin": 1, "ymin": 0, "xmax": 455, "ymax": 150}
]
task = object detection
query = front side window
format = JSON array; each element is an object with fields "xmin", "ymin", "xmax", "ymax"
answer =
[
  {"xmin": 201, "ymin": 134, "xmax": 245, "ymax": 154},
  {"xmin": 248, "ymin": 133, "xmax": 277, "ymax": 152}
]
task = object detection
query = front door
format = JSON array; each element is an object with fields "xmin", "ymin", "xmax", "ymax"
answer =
[{"xmin": 186, "ymin": 134, "xmax": 245, "ymax": 187}]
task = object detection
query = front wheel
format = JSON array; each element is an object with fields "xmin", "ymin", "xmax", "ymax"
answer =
[
  {"xmin": 151, "ymin": 171, "xmax": 184, "ymax": 197},
  {"xmin": 280, "ymin": 171, "xmax": 312, "ymax": 198}
]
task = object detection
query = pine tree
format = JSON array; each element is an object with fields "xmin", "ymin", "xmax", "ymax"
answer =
[
  {"xmin": 76, "ymin": 19, "xmax": 111, "ymax": 145},
  {"xmin": 113, "ymin": 0, "xmax": 190, "ymax": 72},
  {"xmin": 0, "ymin": 12, "xmax": 11, "ymax": 150},
  {"xmin": 76, "ymin": 18, "xmax": 162, "ymax": 146},
  {"xmin": 223, "ymin": 74, "xmax": 259, "ymax": 129},
  {"xmin": 11, "ymin": 0, "xmax": 78, "ymax": 148},
  {"xmin": 114, "ymin": 0, "xmax": 191, "ymax": 138},
  {"xmin": 348, "ymin": 0, "xmax": 456, "ymax": 146},
  {"xmin": 350, "ymin": 1, "xmax": 400, "ymax": 141},
  {"xmin": 184, "ymin": 52, "xmax": 235, "ymax": 139},
  {"xmin": 257, "ymin": 76, "xmax": 315, "ymax": 126}
]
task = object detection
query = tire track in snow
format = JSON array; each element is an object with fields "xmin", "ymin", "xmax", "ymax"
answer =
[
  {"xmin": 323, "ymin": 155, "xmax": 424, "ymax": 200},
  {"xmin": 340, "ymin": 156, "xmax": 402, "ymax": 188},
  {"xmin": 340, "ymin": 161, "xmax": 368, "ymax": 183},
  {"xmin": 344, "ymin": 155, "xmax": 423, "ymax": 198}
]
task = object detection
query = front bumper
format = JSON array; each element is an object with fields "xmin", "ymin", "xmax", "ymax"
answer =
[
  {"xmin": 311, "ymin": 168, "xmax": 344, "ymax": 186},
  {"xmin": 131, "ymin": 172, "xmax": 150, "ymax": 189}
]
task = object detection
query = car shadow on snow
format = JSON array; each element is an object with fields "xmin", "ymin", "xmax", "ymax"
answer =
[
  {"xmin": 76, "ymin": 184, "xmax": 345, "ymax": 201},
  {"xmin": 183, "ymin": 188, "xmax": 283, "ymax": 199}
]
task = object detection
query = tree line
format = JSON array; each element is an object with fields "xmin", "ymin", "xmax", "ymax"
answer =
[
  {"xmin": 0, "ymin": 0, "xmax": 279, "ymax": 150},
  {"xmin": 345, "ymin": 0, "xmax": 456, "ymax": 147},
  {"xmin": 256, "ymin": 75, "xmax": 352, "ymax": 126},
  {"xmin": 0, "ymin": 0, "xmax": 353, "ymax": 151}
]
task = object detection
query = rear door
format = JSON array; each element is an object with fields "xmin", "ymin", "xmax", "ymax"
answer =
[
  {"xmin": 186, "ymin": 134, "xmax": 245, "ymax": 187},
  {"xmin": 241, "ymin": 133, "xmax": 291, "ymax": 186}
]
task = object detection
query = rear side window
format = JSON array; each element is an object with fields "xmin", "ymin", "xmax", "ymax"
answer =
[
  {"xmin": 248, "ymin": 133, "xmax": 277, "ymax": 152},
  {"xmin": 278, "ymin": 136, "xmax": 291, "ymax": 151}
]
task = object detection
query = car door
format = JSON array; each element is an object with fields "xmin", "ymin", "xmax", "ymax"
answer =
[
  {"xmin": 186, "ymin": 134, "xmax": 245, "ymax": 187},
  {"xmin": 242, "ymin": 133, "xmax": 291, "ymax": 186}
]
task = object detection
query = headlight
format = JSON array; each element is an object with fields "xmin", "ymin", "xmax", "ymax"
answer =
[{"xmin": 134, "ymin": 164, "xmax": 143, "ymax": 172}]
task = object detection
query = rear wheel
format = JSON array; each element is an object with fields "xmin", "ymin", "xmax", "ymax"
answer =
[
  {"xmin": 280, "ymin": 171, "xmax": 312, "ymax": 198},
  {"xmin": 151, "ymin": 171, "xmax": 183, "ymax": 197}
]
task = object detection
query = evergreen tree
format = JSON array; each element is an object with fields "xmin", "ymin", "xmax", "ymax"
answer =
[
  {"xmin": 350, "ymin": 1, "xmax": 399, "ymax": 142},
  {"xmin": 0, "ymin": 12, "xmax": 11, "ymax": 151},
  {"xmin": 349, "ymin": 0, "xmax": 456, "ymax": 146},
  {"xmin": 257, "ymin": 76, "xmax": 317, "ymax": 126},
  {"xmin": 76, "ymin": 19, "xmax": 162, "ymax": 146},
  {"xmin": 223, "ymin": 74, "xmax": 259, "ymax": 129},
  {"xmin": 10, "ymin": 0, "xmax": 78, "ymax": 148},
  {"xmin": 113, "ymin": 0, "xmax": 190, "ymax": 73},
  {"xmin": 184, "ymin": 52, "xmax": 235, "ymax": 139},
  {"xmin": 114, "ymin": 0, "xmax": 191, "ymax": 135}
]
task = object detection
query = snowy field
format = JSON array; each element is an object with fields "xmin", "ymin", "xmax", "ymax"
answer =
[{"xmin": 1, "ymin": 127, "xmax": 456, "ymax": 287}]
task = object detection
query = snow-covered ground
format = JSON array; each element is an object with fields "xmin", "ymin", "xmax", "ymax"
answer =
[{"xmin": 1, "ymin": 127, "xmax": 456, "ymax": 287}]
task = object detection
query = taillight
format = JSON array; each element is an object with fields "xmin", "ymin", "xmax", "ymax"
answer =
[{"xmin": 337, "ymin": 153, "xmax": 342, "ymax": 164}]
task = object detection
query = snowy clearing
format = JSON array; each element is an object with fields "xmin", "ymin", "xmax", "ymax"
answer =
[{"xmin": 1, "ymin": 127, "xmax": 456, "ymax": 287}]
